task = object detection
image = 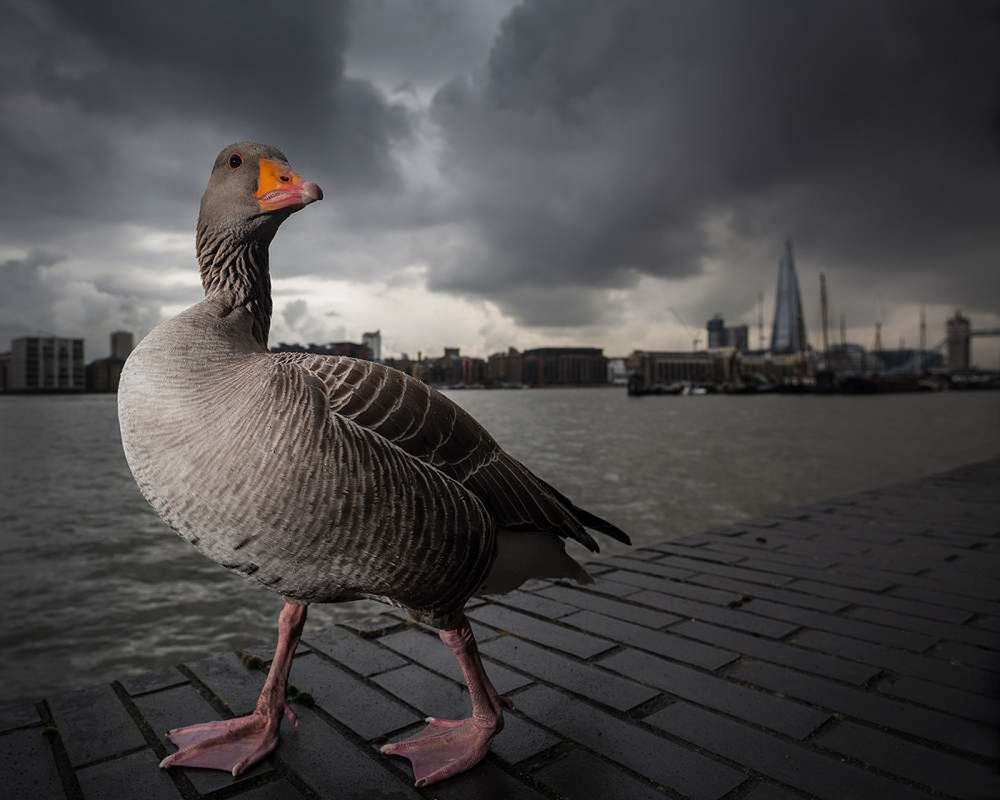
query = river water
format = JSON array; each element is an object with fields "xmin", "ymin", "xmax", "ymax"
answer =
[{"xmin": 1, "ymin": 389, "xmax": 998, "ymax": 703}]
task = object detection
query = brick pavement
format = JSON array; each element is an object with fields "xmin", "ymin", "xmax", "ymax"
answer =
[{"xmin": 2, "ymin": 458, "xmax": 998, "ymax": 799}]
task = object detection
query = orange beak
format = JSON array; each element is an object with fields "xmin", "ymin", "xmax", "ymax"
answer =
[{"xmin": 255, "ymin": 158, "xmax": 323, "ymax": 212}]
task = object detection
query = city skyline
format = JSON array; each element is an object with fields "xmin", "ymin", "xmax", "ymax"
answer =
[{"xmin": 1, "ymin": 2, "xmax": 998, "ymax": 367}]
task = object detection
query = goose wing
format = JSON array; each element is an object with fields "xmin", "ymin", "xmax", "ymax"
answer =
[{"xmin": 270, "ymin": 353, "xmax": 629, "ymax": 551}]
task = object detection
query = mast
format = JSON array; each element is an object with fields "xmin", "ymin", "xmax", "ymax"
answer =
[{"xmin": 819, "ymin": 272, "xmax": 830, "ymax": 365}]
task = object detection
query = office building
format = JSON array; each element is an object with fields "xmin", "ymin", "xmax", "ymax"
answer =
[
  {"xmin": 770, "ymin": 239, "xmax": 808, "ymax": 354},
  {"xmin": 9, "ymin": 335, "xmax": 85, "ymax": 391},
  {"xmin": 706, "ymin": 315, "xmax": 750, "ymax": 352},
  {"xmin": 110, "ymin": 331, "xmax": 135, "ymax": 360},
  {"xmin": 362, "ymin": 330, "xmax": 382, "ymax": 362},
  {"xmin": 521, "ymin": 348, "xmax": 608, "ymax": 386}
]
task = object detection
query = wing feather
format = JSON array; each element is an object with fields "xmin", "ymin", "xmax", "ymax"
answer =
[{"xmin": 272, "ymin": 353, "xmax": 627, "ymax": 551}]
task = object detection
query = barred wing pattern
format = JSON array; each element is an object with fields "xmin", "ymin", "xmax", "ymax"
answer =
[{"xmin": 270, "ymin": 353, "xmax": 621, "ymax": 551}]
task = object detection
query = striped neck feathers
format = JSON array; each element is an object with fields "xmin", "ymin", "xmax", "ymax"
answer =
[{"xmin": 196, "ymin": 222, "xmax": 273, "ymax": 346}]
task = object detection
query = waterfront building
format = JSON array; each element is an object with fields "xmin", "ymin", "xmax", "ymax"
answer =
[
  {"xmin": 85, "ymin": 330, "xmax": 136, "ymax": 393},
  {"xmin": 870, "ymin": 349, "xmax": 944, "ymax": 375},
  {"xmin": 627, "ymin": 350, "xmax": 732, "ymax": 389},
  {"xmin": 110, "ymin": 330, "xmax": 134, "ymax": 360},
  {"xmin": 770, "ymin": 239, "xmax": 808, "ymax": 354},
  {"xmin": 946, "ymin": 311, "xmax": 971, "ymax": 372},
  {"xmin": 362, "ymin": 330, "xmax": 382, "ymax": 362},
  {"xmin": 521, "ymin": 347, "xmax": 608, "ymax": 387},
  {"xmin": 487, "ymin": 348, "xmax": 523, "ymax": 386},
  {"xmin": 417, "ymin": 347, "xmax": 484, "ymax": 386},
  {"xmin": 8, "ymin": 335, "xmax": 85, "ymax": 391},
  {"xmin": 607, "ymin": 357, "xmax": 628, "ymax": 386}
]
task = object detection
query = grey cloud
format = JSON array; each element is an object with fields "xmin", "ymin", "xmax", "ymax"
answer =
[
  {"xmin": 427, "ymin": 0, "xmax": 1000, "ymax": 327},
  {"xmin": 0, "ymin": 250, "xmax": 162, "ymax": 358},
  {"xmin": 1, "ymin": 0, "xmax": 412, "ymax": 242}
]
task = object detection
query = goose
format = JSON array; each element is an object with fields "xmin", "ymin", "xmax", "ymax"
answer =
[{"xmin": 118, "ymin": 142, "xmax": 629, "ymax": 787}]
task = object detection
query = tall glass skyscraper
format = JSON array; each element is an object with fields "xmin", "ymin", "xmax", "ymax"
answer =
[{"xmin": 770, "ymin": 239, "xmax": 808, "ymax": 354}]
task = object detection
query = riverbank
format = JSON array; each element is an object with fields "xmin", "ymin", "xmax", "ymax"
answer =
[{"xmin": 3, "ymin": 457, "xmax": 998, "ymax": 799}]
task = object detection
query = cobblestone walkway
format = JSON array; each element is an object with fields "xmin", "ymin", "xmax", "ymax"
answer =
[{"xmin": 3, "ymin": 459, "xmax": 999, "ymax": 799}]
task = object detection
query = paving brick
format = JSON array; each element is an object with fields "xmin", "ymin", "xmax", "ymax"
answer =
[
  {"xmin": 134, "ymin": 682, "xmax": 272, "ymax": 794},
  {"xmin": 630, "ymin": 591, "xmax": 799, "ymax": 638},
  {"xmin": 287, "ymin": 654, "xmax": 419, "ymax": 740},
  {"xmin": 489, "ymin": 589, "xmax": 578, "ymax": 618},
  {"xmin": 48, "ymin": 684, "xmax": 145, "ymax": 767},
  {"xmin": 491, "ymin": 712, "xmax": 561, "ymax": 764},
  {"xmin": 515, "ymin": 686, "xmax": 745, "ymax": 800},
  {"xmin": 606, "ymin": 570, "xmax": 743, "ymax": 605},
  {"xmin": 118, "ymin": 666, "xmax": 188, "ymax": 697},
  {"xmin": 586, "ymin": 576, "xmax": 645, "ymax": 598},
  {"xmin": 786, "ymin": 579, "xmax": 972, "ymax": 623},
  {"xmin": 877, "ymin": 673, "xmax": 1000, "ymax": 725},
  {"xmin": 932, "ymin": 640, "xmax": 1000, "ymax": 673},
  {"xmin": 304, "ymin": 626, "xmax": 407, "ymax": 676},
  {"xmin": 279, "ymin": 707, "xmax": 420, "ymax": 799},
  {"xmin": 972, "ymin": 614, "xmax": 1000, "ymax": 633},
  {"xmin": 534, "ymin": 748, "xmax": 668, "ymax": 800},
  {"xmin": 673, "ymin": 620, "xmax": 878, "ymax": 685},
  {"xmin": 687, "ymin": 572, "xmax": 848, "ymax": 612},
  {"xmin": 338, "ymin": 613, "xmax": 408, "ymax": 637},
  {"xmin": 185, "ymin": 652, "xmax": 265, "ymax": 715},
  {"xmin": 378, "ymin": 628, "xmax": 531, "ymax": 695},
  {"xmin": 374, "ymin": 663, "xmax": 470, "ymax": 720},
  {"xmin": 563, "ymin": 610, "xmax": 737, "ymax": 671},
  {"xmin": 0, "ymin": 701, "xmax": 40, "ymax": 732},
  {"xmin": 0, "ymin": 725, "xmax": 67, "ymax": 799},
  {"xmin": 741, "ymin": 599, "xmax": 936, "ymax": 652},
  {"xmin": 480, "ymin": 637, "xmax": 657, "ymax": 712},
  {"xmin": 922, "ymin": 569, "xmax": 1000, "ymax": 598},
  {"xmin": 647, "ymin": 543, "xmax": 747, "ymax": 564},
  {"xmin": 535, "ymin": 585, "xmax": 679, "ymax": 628},
  {"xmin": 815, "ymin": 719, "xmax": 1000, "ymax": 799},
  {"xmin": 845, "ymin": 605, "xmax": 1000, "ymax": 650},
  {"xmin": 729, "ymin": 659, "xmax": 999, "ymax": 759},
  {"xmin": 706, "ymin": 545, "xmax": 839, "ymax": 570},
  {"xmin": 468, "ymin": 604, "xmax": 616, "ymax": 658},
  {"xmin": 602, "ymin": 648, "xmax": 827, "ymax": 738},
  {"xmin": 741, "ymin": 782, "xmax": 804, "ymax": 800},
  {"xmin": 234, "ymin": 779, "xmax": 307, "ymax": 800},
  {"xmin": 649, "ymin": 702, "xmax": 931, "ymax": 800},
  {"xmin": 888, "ymin": 584, "xmax": 1000, "ymax": 617},
  {"xmin": 602, "ymin": 556, "xmax": 698, "ymax": 580},
  {"xmin": 76, "ymin": 748, "xmax": 179, "ymax": 800},
  {"xmin": 431, "ymin": 758, "xmax": 548, "ymax": 800},
  {"xmin": 738, "ymin": 558, "xmax": 896, "ymax": 592},
  {"xmin": 793, "ymin": 629, "xmax": 999, "ymax": 696},
  {"xmin": 653, "ymin": 556, "xmax": 796, "ymax": 587},
  {"xmin": 836, "ymin": 564, "xmax": 990, "ymax": 602}
]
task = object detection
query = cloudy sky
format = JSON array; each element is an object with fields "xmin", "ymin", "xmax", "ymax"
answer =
[{"xmin": 2, "ymin": 0, "xmax": 998, "ymax": 365}]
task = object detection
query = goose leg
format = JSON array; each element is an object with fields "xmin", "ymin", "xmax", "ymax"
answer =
[
  {"xmin": 160, "ymin": 600, "xmax": 306, "ymax": 776},
  {"xmin": 381, "ymin": 617, "xmax": 511, "ymax": 787}
]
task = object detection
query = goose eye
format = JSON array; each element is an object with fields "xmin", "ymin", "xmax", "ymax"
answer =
[{"xmin": 229, "ymin": 154, "xmax": 242, "ymax": 169}]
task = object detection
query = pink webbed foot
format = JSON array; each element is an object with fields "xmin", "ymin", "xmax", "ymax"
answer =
[
  {"xmin": 380, "ymin": 705, "xmax": 510, "ymax": 787},
  {"xmin": 159, "ymin": 705, "xmax": 297, "ymax": 777}
]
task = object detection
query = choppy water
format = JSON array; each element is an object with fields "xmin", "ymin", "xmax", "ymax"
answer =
[{"xmin": 1, "ymin": 389, "xmax": 998, "ymax": 703}]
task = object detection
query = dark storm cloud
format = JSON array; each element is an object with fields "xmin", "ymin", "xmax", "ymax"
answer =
[
  {"xmin": 0, "ymin": 0, "xmax": 410, "ymax": 240},
  {"xmin": 428, "ymin": 0, "xmax": 1000, "ymax": 326}
]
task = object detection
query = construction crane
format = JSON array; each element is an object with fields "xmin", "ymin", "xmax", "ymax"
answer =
[{"xmin": 669, "ymin": 307, "xmax": 701, "ymax": 351}]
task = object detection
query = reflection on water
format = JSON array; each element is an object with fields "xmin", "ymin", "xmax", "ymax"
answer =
[{"xmin": 1, "ymin": 390, "xmax": 998, "ymax": 702}]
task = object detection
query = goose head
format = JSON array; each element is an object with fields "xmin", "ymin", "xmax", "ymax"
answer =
[{"xmin": 197, "ymin": 142, "xmax": 323, "ymax": 244}]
